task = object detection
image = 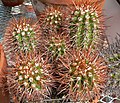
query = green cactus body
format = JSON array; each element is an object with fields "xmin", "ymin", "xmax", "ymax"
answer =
[
  {"xmin": 49, "ymin": 37, "xmax": 66, "ymax": 58},
  {"xmin": 7, "ymin": 53, "xmax": 51, "ymax": 102},
  {"xmin": 3, "ymin": 18, "xmax": 41, "ymax": 66},
  {"xmin": 3, "ymin": 17, "xmax": 41, "ymax": 58},
  {"xmin": 60, "ymin": 49, "xmax": 107, "ymax": 102},
  {"xmin": 46, "ymin": 10, "xmax": 62, "ymax": 29},
  {"xmin": 69, "ymin": 59, "xmax": 96, "ymax": 92},
  {"xmin": 13, "ymin": 23, "xmax": 36, "ymax": 52},
  {"xmin": 39, "ymin": 7, "xmax": 63, "ymax": 32},
  {"xmin": 70, "ymin": 7, "xmax": 100, "ymax": 49},
  {"xmin": 16, "ymin": 61, "xmax": 44, "ymax": 91}
]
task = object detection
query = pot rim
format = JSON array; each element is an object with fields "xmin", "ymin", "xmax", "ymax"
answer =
[{"xmin": 1, "ymin": 0, "xmax": 24, "ymax": 6}]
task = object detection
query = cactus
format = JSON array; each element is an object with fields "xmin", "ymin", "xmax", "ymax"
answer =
[
  {"xmin": 38, "ymin": 6, "xmax": 64, "ymax": 33},
  {"xmin": 67, "ymin": 0, "xmax": 104, "ymax": 49},
  {"xmin": 59, "ymin": 48, "xmax": 108, "ymax": 102},
  {"xmin": 4, "ymin": 17, "xmax": 40, "ymax": 52},
  {"xmin": 49, "ymin": 37, "xmax": 66, "ymax": 58},
  {"xmin": 3, "ymin": 17, "xmax": 41, "ymax": 65},
  {"xmin": 7, "ymin": 52, "xmax": 51, "ymax": 102},
  {"xmin": 101, "ymin": 34, "xmax": 120, "ymax": 96},
  {"xmin": 48, "ymin": 34, "xmax": 70, "ymax": 58}
]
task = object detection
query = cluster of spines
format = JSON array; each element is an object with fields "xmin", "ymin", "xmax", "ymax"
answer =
[
  {"xmin": 3, "ymin": 17, "xmax": 40, "ymax": 65},
  {"xmin": 49, "ymin": 37, "xmax": 66, "ymax": 57},
  {"xmin": 68, "ymin": 0, "xmax": 104, "ymax": 49},
  {"xmin": 39, "ymin": 6, "xmax": 63, "ymax": 33},
  {"xmin": 4, "ymin": 17, "xmax": 40, "ymax": 52},
  {"xmin": 16, "ymin": 61, "xmax": 43, "ymax": 91},
  {"xmin": 58, "ymin": 48, "xmax": 108, "ymax": 102},
  {"xmin": 46, "ymin": 10, "xmax": 62, "ymax": 27},
  {"xmin": 47, "ymin": 33, "xmax": 70, "ymax": 59},
  {"xmin": 7, "ymin": 52, "xmax": 51, "ymax": 102},
  {"xmin": 12, "ymin": 23, "xmax": 36, "ymax": 51}
]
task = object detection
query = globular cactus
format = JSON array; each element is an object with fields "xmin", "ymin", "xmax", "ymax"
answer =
[
  {"xmin": 67, "ymin": 0, "xmax": 105, "ymax": 49},
  {"xmin": 101, "ymin": 34, "xmax": 120, "ymax": 96},
  {"xmin": 49, "ymin": 36, "xmax": 66, "ymax": 58},
  {"xmin": 44, "ymin": 33, "xmax": 70, "ymax": 59},
  {"xmin": 38, "ymin": 6, "xmax": 65, "ymax": 33},
  {"xmin": 3, "ymin": 17, "xmax": 41, "ymax": 65},
  {"xmin": 58, "ymin": 48, "xmax": 108, "ymax": 102},
  {"xmin": 7, "ymin": 52, "xmax": 51, "ymax": 102}
]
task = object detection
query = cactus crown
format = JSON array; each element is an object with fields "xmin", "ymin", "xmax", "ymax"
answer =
[
  {"xmin": 49, "ymin": 36, "xmax": 66, "ymax": 58},
  {"xmin": 39, "ymin": 6, "xmax": 63, "ymax": 32},
  {"xmin": 16, "ymin": 60, "xmax": 44, "ymax": 91},
  {"xmin": 4, "ymin": 18, "xmax": 40, "ymax": 53},
  {"xmin": 12, "ymin": 19, "xmax": 37, "ymax": 52},
  {"xmin": 46, "ymin": 9, "xmax": 62, "ymax": 27}
]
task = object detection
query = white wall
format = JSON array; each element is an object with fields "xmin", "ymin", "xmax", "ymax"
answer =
[{"xmin": 103, "ymin": 0, "xmax": 120, "ymax": 43}]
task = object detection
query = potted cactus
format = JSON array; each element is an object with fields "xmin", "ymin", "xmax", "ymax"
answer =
[
  {"xmin": 2, "ymin": 0, "xmax": 108, "ymax": 102},
  {"xmin": 1, "ymin": 0, "xmax": 24, "ymax": 7}
]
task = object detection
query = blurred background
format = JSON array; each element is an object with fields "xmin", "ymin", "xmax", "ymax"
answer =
[{"xmin": 103, "ymin": 0, "xmax": 120, "ymax": 43}]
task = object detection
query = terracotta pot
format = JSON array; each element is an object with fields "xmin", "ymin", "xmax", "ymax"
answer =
[
  {"xmin": 0, "ymin": 44, "xmax": 10, "ymax": 103},
  {"xmin": 31, "ymin": 0, "xmax": 105, "ymax": 16},
  {"xmin": 1, "ymin": 0, "xmax": 24, "ymax": 7},
  {"xmin": 117, "ymin": 0, "xmax": 120, "ymax": 5}
]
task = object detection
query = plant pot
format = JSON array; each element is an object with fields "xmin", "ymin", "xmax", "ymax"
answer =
[
  {"xmin": 1, "ymin": 0, "xmax": 24, "ymax": 7},
  {"xmin": 0, "ymin": 44, "xmax": 10, "ymax": 103},
  {"xmin": 31, "ymin": 0, "xmax": 105, "ymax": 17}
]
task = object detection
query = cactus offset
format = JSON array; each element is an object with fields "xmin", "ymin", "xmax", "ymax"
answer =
[
  {"xmin": 44, "ymin": 33, "xmax": 70, "ymax": 59},
  {"xmin": 49, "ymin": 37, "xmax": 66, "ymax": 57},
  {"xmin": 67, "ymin": 0, "xmax": 104, "ymax": 49},
  {"xmin": 59, "ymin": 48, "xmax": 108, "ymax": 102}
]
